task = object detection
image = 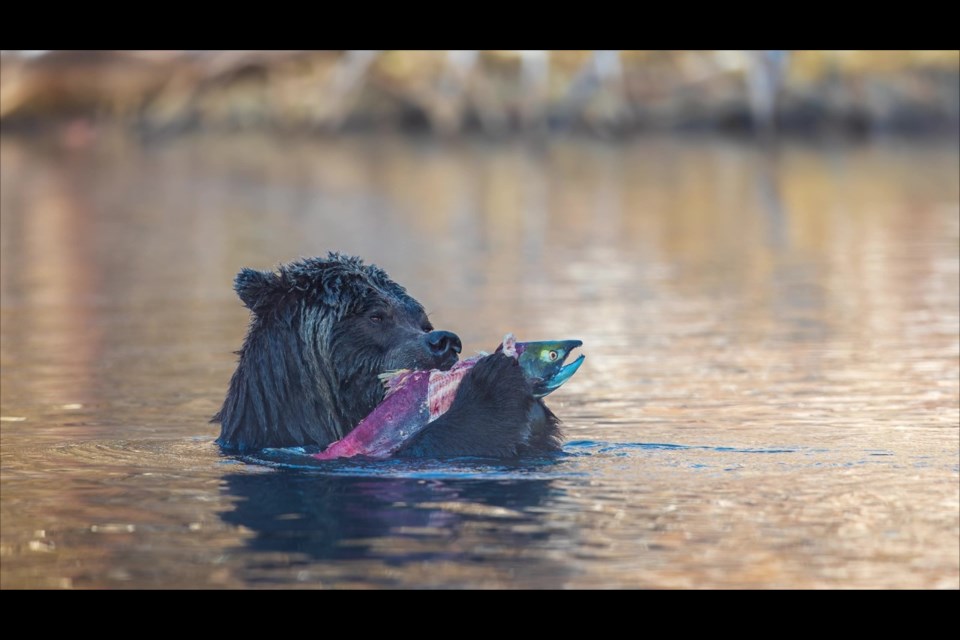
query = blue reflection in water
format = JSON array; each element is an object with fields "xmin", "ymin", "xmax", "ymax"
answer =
[{"xmin": 219, "ymin": 470, "xmax": 562, "ymax": 566}]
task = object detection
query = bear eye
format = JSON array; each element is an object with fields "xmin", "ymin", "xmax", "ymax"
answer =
[{"xmin": 369, "ymin": 313, "xmax": 383, "ymax": 323}]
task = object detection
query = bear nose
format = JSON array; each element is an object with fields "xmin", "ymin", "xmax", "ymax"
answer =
[{"xmin": 426, "ymin": 330, "xmax": 462, "ymax": 357}]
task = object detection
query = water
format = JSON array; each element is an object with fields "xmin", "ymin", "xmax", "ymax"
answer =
[{"xmin": 1, "ymin": 132, "xmax": 957, "ymax": 589}]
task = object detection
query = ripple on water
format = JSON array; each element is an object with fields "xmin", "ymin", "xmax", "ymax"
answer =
[{"xmin": 236, "ymin": 439, "xmax": 913, "ymax": 479}]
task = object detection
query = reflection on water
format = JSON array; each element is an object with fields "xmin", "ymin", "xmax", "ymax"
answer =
[
  {"xmin": 220, "ymin": 472, "xmax": 565, "ymax": 587},
  {"xmin": 1, "ymin": 133, "xmax": 957, "ymax": 588}
]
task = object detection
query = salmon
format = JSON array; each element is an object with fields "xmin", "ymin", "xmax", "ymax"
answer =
[{"xmin": 313, "ymin": 334, "xmax": 583, "ymax": 460}]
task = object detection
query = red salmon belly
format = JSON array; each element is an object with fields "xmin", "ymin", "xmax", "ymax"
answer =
[{"xmin": 426, "ymin": 358, "xmax": 478, "ymax": 420}]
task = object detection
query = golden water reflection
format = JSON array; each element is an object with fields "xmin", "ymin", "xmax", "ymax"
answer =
[{"xmin": 1, "ymin": 133, "xmax": 957, "ymax": 588}]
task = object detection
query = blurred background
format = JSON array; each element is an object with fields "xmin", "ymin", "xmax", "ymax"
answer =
[
  {"xmin": 2, "ymin": 50, "xmax": 958, "ymax": 138},
  {"xmin": 1, "ymin": 51, "xmax": 957, "ymax": 589}
]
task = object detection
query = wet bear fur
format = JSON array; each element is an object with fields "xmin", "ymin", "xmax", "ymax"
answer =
[{"xmin": 213, "ymin": 253, "xmax": 561, "ymax": 457}]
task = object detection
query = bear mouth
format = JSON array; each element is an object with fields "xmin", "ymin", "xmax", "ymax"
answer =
[
  {"xmin": 381, "ymin": 348, "xmax": 459, "ymax": 377},
  {"xmin": 435, "ymin": 352, "xmax": 460, "ymax": 371}
]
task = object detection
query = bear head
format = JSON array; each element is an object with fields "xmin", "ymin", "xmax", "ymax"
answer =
[{"xmin": 213, "ymin": 253, "xmax": 462, "ymax": 452}]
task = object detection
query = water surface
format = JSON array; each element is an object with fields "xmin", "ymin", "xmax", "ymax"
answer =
[{"xmin": 1, "ymin": 133, "xmax": 957, "ymax": 588}]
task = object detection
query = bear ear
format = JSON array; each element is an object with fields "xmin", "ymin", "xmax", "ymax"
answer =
[{"xmin": 234, "ymin": 267, "xmax": 281, "ymax": 313}]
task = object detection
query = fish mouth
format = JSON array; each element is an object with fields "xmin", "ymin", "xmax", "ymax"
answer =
[
  {"xmin": 514, "ymin": 339, "xmax": 585, "ymax": 398},
  {"xmin": 536, "ymin": 350, "xmax": 585, "ymax": 397}
]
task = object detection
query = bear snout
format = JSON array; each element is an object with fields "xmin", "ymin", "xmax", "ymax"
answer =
[{"xmin": 425, "ymin": 330, "xmax": 462, "ymax": 369}]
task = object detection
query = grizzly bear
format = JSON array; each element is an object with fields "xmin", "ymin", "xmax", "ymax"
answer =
[{"xmin": 213, "ymin": 253, "xmax": 561, "ymax": 457}]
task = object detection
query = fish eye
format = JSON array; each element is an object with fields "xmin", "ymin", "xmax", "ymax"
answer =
[{"xmin": 548, "ymin": 350, "xmax": 558, "ymax": 361}]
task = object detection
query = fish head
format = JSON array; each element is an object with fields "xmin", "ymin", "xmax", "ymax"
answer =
[{"xmin": 498, "ymin": 339, "xmax": 585, "ymax": 398}]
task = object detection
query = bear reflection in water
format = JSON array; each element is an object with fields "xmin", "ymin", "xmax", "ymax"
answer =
[{"xmin": 219, "ymin": 471, "xmax": 563, "ymax": 566}]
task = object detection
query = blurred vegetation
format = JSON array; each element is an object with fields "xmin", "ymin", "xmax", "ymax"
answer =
[{"xmin": 1, "ymin": 50, "xmax": 957, "ymax": 138}]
